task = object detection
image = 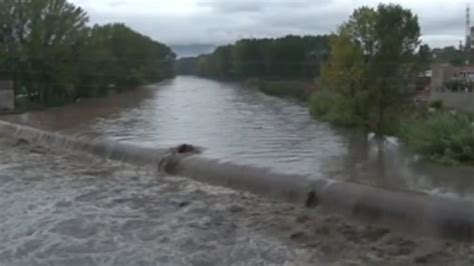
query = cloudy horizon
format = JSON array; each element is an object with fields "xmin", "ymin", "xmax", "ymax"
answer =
[{"xmin": 71, "ymin": 0, "xmax": 471, "ymax": 56}]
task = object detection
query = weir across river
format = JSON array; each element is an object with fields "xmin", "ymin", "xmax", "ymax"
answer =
[{"xmin": 1, "ymin": 120, "xmax": 474, "ymax": 241}]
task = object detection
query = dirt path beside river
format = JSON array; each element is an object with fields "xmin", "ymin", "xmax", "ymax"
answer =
[{"xmin": 0, "ymin": 136, "xmax": 473, "ymax": 265}]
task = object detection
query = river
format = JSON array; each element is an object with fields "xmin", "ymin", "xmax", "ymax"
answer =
[{"xmin": 4, "ymin": 76, "xmax": 474, "ymax": 199}]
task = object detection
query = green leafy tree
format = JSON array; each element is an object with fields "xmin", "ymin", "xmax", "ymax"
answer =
[
  {"xmin": 432, "ymin": 46, "xmax": 466, "ymax": 66},
  {"xmin": 417, "ymin": 44, "xmax": 432, "ymax": 70},
  {"xmin": 1, "ymin": 1, "xmax": 176, "ymax": 106},
  {"xmin": 0, "ymin": 0, "xmax": 88, "ymax": 105},
  {"xmin": 320, "ymin": 30, "xmax": 366, "ymax": 126},
  {"xmin": 319, "ymin": 4, "xmax": 421, "ymax": 135},
  {"xmin": 232, "ymin": 39, "xmax": 267, "ymax": 78},
  {"xmin": 175, "ymin": 57, "xmax": 198, "ymax": 75},
  {"xmin": 213, "ymin": 45, "xmax": 233, "ymax": 78}
]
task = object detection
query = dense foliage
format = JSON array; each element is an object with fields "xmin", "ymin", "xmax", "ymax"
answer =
[
  {"xmin": 401, "ymin": 112, "xmax": 474, "ymax": 164},
  {"xmin": 432, "ymin": 46, "xmax": 467, "ymax": 66},
  {"xmin": 312, "ymin": 4, "xmax": 423, "ymax": 135},
  {"xmin": 76, "ymin": 23, "xmax": 175, "ymax": 98},
  {"xmin": 174, "ymin": 57, "xmax": 198, "ymax": 75},
  {"xmin": 429, "ymin": 44, "xmax": 474, "ymax": 66},
  {"xmin": 176, "ymin": 35, "xmax": 330, "ymax": 80},
  {"xmin": 310, "ymin": 90, "xmax": 357, "ymax": 127},
  {"xmin": 0, "ymin": 0, "xmax": 175, "ymax": 106}
]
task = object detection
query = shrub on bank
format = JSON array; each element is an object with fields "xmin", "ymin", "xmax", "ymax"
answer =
[
  {"xmin": 309, "ymin": 90, "xmax": 334, "ymax": 116},
  {"xmin": 429, "ymin": 100, "xmax": 444, "ymax": 110},
  {"xmin": 400, "ymin": 112, "xmax": 474, "ymax": 164},
  {"xmin": 257, "ymin": 80, "xmax": 313, "ymax": 102},
  {"xmin": 309, "ymin": 90, "xmax": 358, "ymax": 127}
]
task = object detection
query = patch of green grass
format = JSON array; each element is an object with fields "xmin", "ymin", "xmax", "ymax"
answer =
[{"xmin": 400, "ymin": 112, "xmax": 474, "ymax": 164}]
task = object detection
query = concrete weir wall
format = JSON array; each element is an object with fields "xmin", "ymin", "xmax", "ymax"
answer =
[
  {"xmin": 0, "ymin": 121, "xmax": 171, "ymax": 166},
  {"xmin": 1, "ymin": 120, "xmax": 474, "ymax": 241}
]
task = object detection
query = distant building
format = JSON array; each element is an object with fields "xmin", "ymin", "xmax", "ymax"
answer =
[
  {"xmin": 430, "ymin": 64, "xmax": 474, "ymax": 112},
  {"xmin": 416, "ymin": 70, "xmax": 431, "ymax": 92},
  {"xmin": 430, "ymin": 64, "xmax": 474, "ymax": 91},
  {"xmin": 454, "ymin": 66, "xmax": 474, "ymax": 82}
]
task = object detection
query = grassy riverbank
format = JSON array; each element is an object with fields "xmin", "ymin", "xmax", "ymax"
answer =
[{"xmin": 400, "ymin": 111, "xmax": 474, "ymax": 165}]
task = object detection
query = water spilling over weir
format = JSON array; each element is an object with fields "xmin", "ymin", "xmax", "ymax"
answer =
[
  {"xmin": 2, "ymin": 76, "xmax": 474, "ymax": 242},
  {"xmin": 2, "ymin": 120, "xmax": 474, "ymax": 241}
]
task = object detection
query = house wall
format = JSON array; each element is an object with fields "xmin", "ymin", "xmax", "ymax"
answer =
[
  {"xmin": 431, "ymin": 91, "xmax": 474, "ymax": 112},
  {"xmin": 0, "ymin": 81, "xmax": 14, "ymax": 111},
  {"xmin": 431, "ymin": 64, "xmax": 457, "ymax": 91}
]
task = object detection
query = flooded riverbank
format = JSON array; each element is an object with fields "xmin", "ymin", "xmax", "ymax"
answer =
[{"xmin": 3, "ymin": 76, "xmax": 474, "ymax": 199}]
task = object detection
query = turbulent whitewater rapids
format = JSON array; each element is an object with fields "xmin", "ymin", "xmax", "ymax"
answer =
[{"xmin": 1, "ymin": 136, "xmax": 474, "ymax": 265}]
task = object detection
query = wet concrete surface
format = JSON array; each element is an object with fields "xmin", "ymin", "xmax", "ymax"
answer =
[{"xmin": 0, "ymin": 137, "xmax": 474, "ymax": 265}]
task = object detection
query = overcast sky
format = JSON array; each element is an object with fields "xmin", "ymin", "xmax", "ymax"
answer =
[{"xmin": 71, "ymin": 0, "xmax": 471, "ymax": 56}]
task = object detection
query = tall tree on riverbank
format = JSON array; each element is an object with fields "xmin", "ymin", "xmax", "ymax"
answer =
[
  {"xmin": 0, "ymin": 0, "xmax": 88, "ymax": 105},
  {"xmin": 320, "ymin": 4, "xmax": 421, "ymax": 135},
  {"xmin": 0, "ymin": 0, "xmax": 175, "ymax": 106},
  {"xmin": 76, "ymin": 23, "xmax": 176, "ymax": 97}
]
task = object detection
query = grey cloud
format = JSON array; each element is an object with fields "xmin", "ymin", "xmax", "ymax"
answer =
[
  {"xmin": 261, "ymin": 5, "xmax": 350, "ymax": 31},
  {"xmin": 421, "ymin": 15, "xmax": 464, "ymax": 36},
  {"xmin": 198, "ymin": 1, "xmax": 265, "ymax": 13},
  {"xmin": 197, "ymin": 0, "xmax": 333, "ymax": 14},
  {"xmin": 171, "ymin": 44, "xmax": 216, "ymax": 58},
  {"xmin": 78, "ymin": 0, "xmax": 468, "ymax": 56},
  {"xmin": 108, "ymin": 0, "xmax": 126, "ymax": 7}
]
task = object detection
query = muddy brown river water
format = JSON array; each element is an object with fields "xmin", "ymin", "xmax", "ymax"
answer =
[
  {"xmin": 4, "ymin": 76, "xmax": 474, "ymax": 200},
  {"xmin": 2, "ymin": 76, "xmax": 474, "ymax": 265}
]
